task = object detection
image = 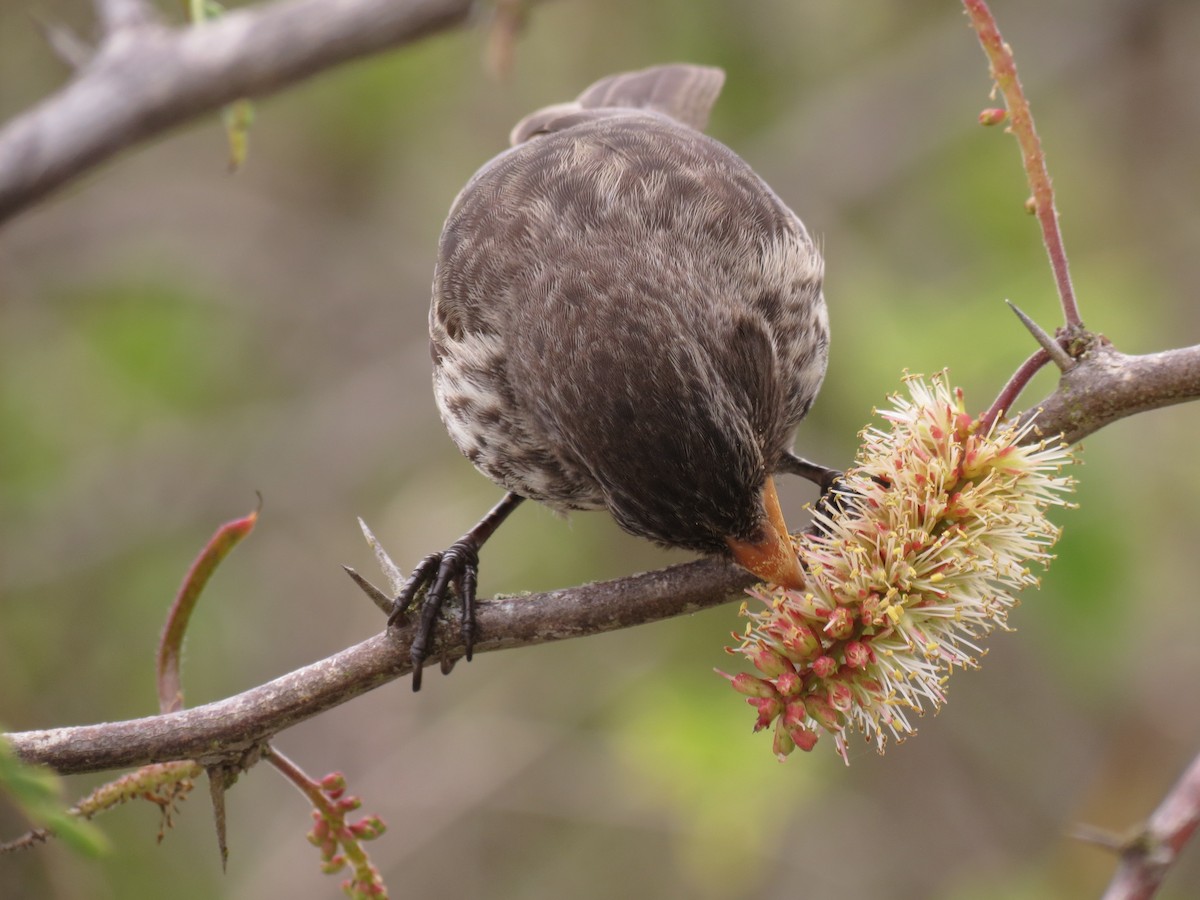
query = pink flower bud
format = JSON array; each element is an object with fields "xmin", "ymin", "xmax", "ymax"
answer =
[
  {"xmin": 788, "ymin": 726, "xmax": 819, "ymax": 752},
  {"xmin": 978, "ymin": 107, "xmax": 1007, "ymax": 126},
  {"xmin": 774, "ymin": 669, "xmax": 803, "ymax": 696},
  {"xmin": 717, "ymin": 669, "xmax": 780, "ymax": 699},
  {"xmin": 321, "ymin": 855, "xmax": 347, "ymax": 875},
  {"xmin": 782, "ymin": 700, "xmax": 808, "ymax": 730},
  {"xmin": 829, "ymin": 682, "xmax": 854, "ymax": 712},
  {"xmin": 320, "ymin": 772, "xmax": 346, "ymax": 792},
  {"xmin": 844, "ymin": 641, "xmax": 871, "ymax": 669},
  {"xmin": 772, "ymin": 721, "xmax": 796, "ymax": 760},
  {"xmin": 749, "ymin": 641, "xmax": 795, "ymax": 677},
  {"xmin": 749, "ymin": 696, "xmax": 784, "ymax": 731},
  {"xmin": 811, "ymin": 654, "xmax": 837, "ymax": 678},
  {"xmin": 804, "ymin": 695, "xmax": 841, "ymax": 731}
]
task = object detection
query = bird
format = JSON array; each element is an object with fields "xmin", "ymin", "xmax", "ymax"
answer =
[{"xmin": 392, "ymin": 63, "xmax": 835, "ymax": 689}]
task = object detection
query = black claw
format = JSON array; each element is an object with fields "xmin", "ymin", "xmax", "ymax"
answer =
[
  {"xmin": 386, "ymin": 492, "xmax": 525, "ymax": 691},
  {"xmin": 460, "ymin": 566, "xmax": 478, "ymax": 661}
]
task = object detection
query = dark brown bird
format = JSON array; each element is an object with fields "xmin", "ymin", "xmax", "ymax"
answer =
[{"xmin": 394, "ymin": 64, "xmax": 834, "ymax": 688}]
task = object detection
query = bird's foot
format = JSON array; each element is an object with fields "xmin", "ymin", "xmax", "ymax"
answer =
[
  {"xmin": 779, "ymin": 451, "xmax": 842, "ymax": 495},
  {"xmin": 386, "ymin": 492, "xmax": 524, "ymax": 691},
  {"xmin": 388, "ymin": 538, "xmax": 481, "ymax": 692}
]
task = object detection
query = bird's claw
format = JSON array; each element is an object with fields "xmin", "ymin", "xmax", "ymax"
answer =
[{"xmin": 388, "ymin": 540, "xmax": 480, "ymax": 692}]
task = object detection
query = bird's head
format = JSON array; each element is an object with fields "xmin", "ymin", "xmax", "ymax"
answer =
[{"xmin": 722, "ymin": 476, "xmax": 805, "ymax": 589}]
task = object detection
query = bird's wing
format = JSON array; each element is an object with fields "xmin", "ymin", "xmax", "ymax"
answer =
[{"xmin": 510, "ymin": 64, "xmax": 725, "ymax": 146}]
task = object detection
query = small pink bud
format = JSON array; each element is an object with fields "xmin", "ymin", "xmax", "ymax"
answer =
[
  {"xmin": 718, "ymin": 669, "xmax": 780, "ymax": 699},
  {"xmin": 857, "ymin": 677, "xmax": 884, "ymax": 695},
  {"xmin": 321, "ymin": 855, "xmax": 347, "ymax": 875},
  {"xmin": 788, "ymin": 726, "xmax": 820, "ymax": 752},
  {"xmin": 804, "ymin": 695, "xmax": 841, "ymax": 731},
  {"xmin": 749, "ymin": 642, "xmax": 795, "ymax": 678},
  {"xmin": 829, "ymin": 682, "xmax": 853, "ymax": 712},
  {"xmin": 782, "ymin": 700, "xmax": 808, "ymax": 730},
  {"xmin": 337, "ymin": 796, "xmax": 362, "ymax": 812},
  {"xmin": 772, "ymin": 721, "xmax": 796, "ymax": 760},
  {"xmin": 811, "ymin": 655, "xmax": 837, "ymax": 678},
  {"xmin": 978, "ymin": 107, "xmax": 1007, "ymax": 126},
  {"xmin": 844, "ymin": 641, "xmax": 870, "ymax": 669},
  {"xmin": 320, "ymin": 772, "xmax": 346, "ymax": 792},
  {"xmin": 774, "ymin": 669, "xmax": 803, "ymax": 696},
  {"xmin": 748, "ymin": 696, "xmax": 784, "ymax": 731}
]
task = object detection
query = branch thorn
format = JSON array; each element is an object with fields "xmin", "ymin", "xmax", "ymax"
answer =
[
  {"xmin": 31, "ymin": 16, "xmax": 93, "ymax": 70},
  {"xmin": 1006, "ymin": 300, "xmax": 1074, "ymax": 371},
  {"xmin": 342, "ymin": 566, "xmax": 394, "ymax": 616},
  {"xmin": 356, "ymin": 517, "xmax": 406, "ymax": 595}
]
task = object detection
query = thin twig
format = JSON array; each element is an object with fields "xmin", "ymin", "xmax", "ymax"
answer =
[
  {"xmin": 963, "ymin": 0, "xmax": 1082, "ymax": 329},
  {"xmin": 979, "ymin": 347, "xmax": 1050, "ymax": 433},
  {"xmin": 1100, "ymin": 750, "xmax": 1200, "ymax": 899}
]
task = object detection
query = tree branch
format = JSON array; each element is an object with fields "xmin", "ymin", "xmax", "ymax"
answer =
[
  {"xmin": 5, "ymin": 334, "xmax": 1200, "ymax": 777},
  {"xmin": 1100, "ymin": 750, "xmax": 1200, "ymax": 899},
  {"xmin": 0, "ymin": 0, "xmax": 472, "ymax": 225},
  {"xmin": 1022, "ymin": 340, "xmax": 1200, "ymax": 445},
  {"xmin": 93, "ymin": 0, "xmax": 156, "ymax": 35},
  {"xmin": 5, "ymin": 557, "xmax": 755, "ymax": 774}
]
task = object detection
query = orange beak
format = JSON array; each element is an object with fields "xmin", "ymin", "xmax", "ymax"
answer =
[{"xmin": 725, "ymin": 477, "xmax": 805, "ymax": 589}]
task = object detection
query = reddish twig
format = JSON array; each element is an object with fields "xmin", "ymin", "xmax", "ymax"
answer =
[
  {"xmin": 979, "ymin": 347, "xmax": 1051, "ymax": 433},
  {"xmin": 1093, "ymin": 750, "xmax": 1200, "ymax": 899},
  {"xmin": 963, "ymin": 0, "xmax": 1082, "ymax": 329},
  {"xmin": 265, "ymin": 748, "xmax": 387, "ymax": 897}
]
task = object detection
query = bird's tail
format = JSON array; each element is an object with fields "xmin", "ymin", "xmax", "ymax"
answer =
[{"xmin": 510, "ymin": 64, "xmax": 725, "ymax": 146}]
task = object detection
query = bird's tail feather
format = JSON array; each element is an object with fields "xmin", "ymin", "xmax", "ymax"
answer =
[{"xmin": 510, "ymin": 64, "xmax": 725, "ymax": 146}]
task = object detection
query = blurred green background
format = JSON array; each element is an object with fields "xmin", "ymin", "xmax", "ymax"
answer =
[{"xmin": 3, "ymin": 0, "xmax": 1200, "ymax": 897}]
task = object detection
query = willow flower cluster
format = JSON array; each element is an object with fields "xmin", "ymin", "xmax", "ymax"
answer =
[{"xmin": 720, "ymin": 373, "xmax": 1075, "ymax": 763}]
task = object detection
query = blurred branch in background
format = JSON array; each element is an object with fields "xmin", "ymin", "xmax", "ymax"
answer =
[{"xmin": 0, "ymin": 0, "xmax": 472, "ymax": 223}]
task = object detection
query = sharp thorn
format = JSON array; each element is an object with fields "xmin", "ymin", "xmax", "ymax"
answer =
[
  {"xmin": 31, "ymin": 15, "xmax": 93, "ymax": 69},
  {"xmin": 357, "ymin": 517, "xmax": 406, "ymax": 595},
  {"xmin": 1006, "ymin": 300, "xmax": 1074, "ymax": 371},
  {"xmin": 341, "ymin": 565, "xmax": 393, "ymax": 616},
  {"xmin": 1067, "ymin": 822, "xmax": 1130, "ymax": 854},
  {"xmin": 206, "ymin": 767, "xmax": 232, "ymax": 872}
]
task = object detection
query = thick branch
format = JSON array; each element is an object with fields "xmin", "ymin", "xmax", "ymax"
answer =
[
  {"xmin": 1021, "ymin": 340, "xmax": 1200, "ymax": 445},
  {"xmin": 6, "ymin": 557, "xmax": 754, "ymax": 774},
  {"xmin": 0, "ymin": 0, "xmax": 472, "ymax": 224}
]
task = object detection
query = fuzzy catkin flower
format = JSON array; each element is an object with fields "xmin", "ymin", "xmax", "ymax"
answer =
[{"xmin": 719, "ymin": 373, "xmax": 1075, "ymax": 763}]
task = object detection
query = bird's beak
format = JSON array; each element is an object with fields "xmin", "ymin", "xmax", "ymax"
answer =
[{"xmin": 725, "ymin": 477, "xmax": 805, "ymax": 589}]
